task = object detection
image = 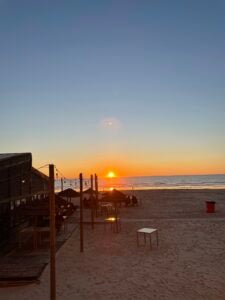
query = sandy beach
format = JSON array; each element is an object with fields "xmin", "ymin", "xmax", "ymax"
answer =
[{"xmin": 1, "ymin": 189, "xmax": 225, "ymax": 300}]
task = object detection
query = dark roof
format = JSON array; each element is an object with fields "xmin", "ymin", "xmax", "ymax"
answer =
[
  {"xmin": 32, "ymin": 167, "xmax": 49, "ymax": 181},
  {"xmin": 0, "ymin": 153, "xmax": 49, "ymax": 202},
  {"xmin": 0, "ymin": 153, "xmax": 32, "ymax": 169},
  {"xmin": 0, "ymin": 153, "xmax": 48, "ymax": 180},
  {"xmin": 0, "ymin": 153, "xmax": 31, "ymax": 161}
]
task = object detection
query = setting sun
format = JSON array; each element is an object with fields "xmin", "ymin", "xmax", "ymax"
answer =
[{"xmin": 107, "ymin": 171, "xmax": 116, "ymax": 178}]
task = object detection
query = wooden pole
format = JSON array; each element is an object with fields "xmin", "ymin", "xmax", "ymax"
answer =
[
  {"xmin": 94, "ymin": 174, "xmax": 98, "ymax": 217},
  {"xmin": 115, "ymin": 200, "xmax": 119, "ymax": 233},
  {"xmin": 49, "ymin": 164, "xmax": 56, "ymax": 300},
  {"xmin": 90, "ymin": 175, "xmax": 94, "ymax": 229},
  {"xmin": 79, "ymin": 173, "xmax": 84, "ymax": 252},
  {"xmin": 28, "ymin": 163, "xmax": 32, "ymax": 203},
  {"xmin": 61, "ymin": 178, "xmax": 63, "ymax": 191}
]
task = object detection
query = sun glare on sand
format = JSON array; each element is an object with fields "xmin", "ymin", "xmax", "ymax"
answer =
[{"xmin": 107, "ymin": 171, "xmax": 116, "ymax": 178}]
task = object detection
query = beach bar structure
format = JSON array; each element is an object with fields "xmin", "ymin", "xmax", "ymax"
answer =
[{"xmin": 0, "ymin": 153, "xmax": 49, "ymax": 245}]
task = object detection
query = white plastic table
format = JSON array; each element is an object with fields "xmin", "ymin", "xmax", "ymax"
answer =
[{"xmin": 137, "ymin": 228, "xmax": 159, "ymax": 249}]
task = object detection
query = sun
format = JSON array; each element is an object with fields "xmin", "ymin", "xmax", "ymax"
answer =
[{"xmin": 107, "ymin": 171, "xmax": 116, "ymax": 178}]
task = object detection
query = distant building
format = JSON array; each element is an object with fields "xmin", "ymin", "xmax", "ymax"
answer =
[{"xmin": 0, "ymin": 153, "xmax": 49, "ymax": 244}]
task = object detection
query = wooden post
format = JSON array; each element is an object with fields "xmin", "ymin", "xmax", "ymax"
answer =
[
  {"xmin": 28, "ymin": 166, "xmax": 32, "ymax": 203},
  {"xmin": 94, "ymin": 174, "xmax": 98, "ymax": 217},
  {"xmin": 61, "ymin": 178, "xmax": 63, "ymax": 191},
  {"xmin": 49, "ymin": 164, "xmax": 56, "ymax": 300},
  {"xmin": 90, "ymin": 175, "xmax": 94, "ymax": 229},
  {"xmin": 79, "ymin": 173, "xmax": 84, "ymax": 252},
  {"xmin": 115, "ymin": 198, "xmax": 119, "ymax": 233}
]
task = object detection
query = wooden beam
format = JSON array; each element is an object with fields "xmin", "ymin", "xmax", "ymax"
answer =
[
  {"xmin": 90, "ymin": 174, "xmax": 94, "ymax": 229},
  {"xmin": 94, "ymin": 174, "xmax": 98, "ymax": 217},
  {"xmin": 61, "ymin": 178, "xmax": 63, "ymax": 191},
  {"xmin": 49, "ymin": 164, "xmax": 56, "ymax": 300},
  {"xmin": 79, "ymin": 173, "xmax": 84, "ymax": 252}
]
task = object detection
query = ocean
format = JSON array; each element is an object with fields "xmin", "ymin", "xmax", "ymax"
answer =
[{"xmin": 55, "ymin": 174, "xmax": 225, "ymax": 191}]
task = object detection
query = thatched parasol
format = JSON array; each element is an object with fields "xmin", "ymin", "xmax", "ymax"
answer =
[
  {"xmin": 83, "ymin": 187, "xmax": 95, "ymax": 194},
  {"xmin": 101, "ymin": 188, "xmax": 126, "ymax": 203},
  {"xmin": 58, "ymin": 188, "xmax": 80, "ymax": 198}
]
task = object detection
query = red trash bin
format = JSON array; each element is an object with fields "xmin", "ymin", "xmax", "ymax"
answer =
[{"xmin": 206, "ymin": 201, "xmax": 216, "ymax": 213}]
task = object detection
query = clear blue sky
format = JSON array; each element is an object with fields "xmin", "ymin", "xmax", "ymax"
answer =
[{"xmin": 1, "ymin": 0, "xmax": 225, "ymax": 176}]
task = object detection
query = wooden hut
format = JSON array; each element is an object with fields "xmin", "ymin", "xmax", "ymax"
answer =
[{"xmin": 0, "ymin": 153, "xmax": 49, "ymax": 245}]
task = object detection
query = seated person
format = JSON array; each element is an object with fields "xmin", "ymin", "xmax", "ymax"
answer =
[
  {"xmin": 131, "ymin": 195, "xmax": 138, "ymax": 206},
  {"xmin": 125, "ymin": 195, "xmax": 131, "ymax": 207}
]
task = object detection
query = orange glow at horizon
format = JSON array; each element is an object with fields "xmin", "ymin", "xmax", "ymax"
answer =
[{"xmin": 33, "ymin": 152, "xmax": 225, "ymax": 179}]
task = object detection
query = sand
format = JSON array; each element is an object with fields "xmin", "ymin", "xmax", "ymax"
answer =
[{"xmin": 1, "ymin": 189, "xmax": 225, "ymax": 300}]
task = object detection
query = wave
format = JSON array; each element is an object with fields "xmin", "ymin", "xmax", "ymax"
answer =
[{"xmin": 55, "ymin": 174, "xmax": 225, "ymax": 191}]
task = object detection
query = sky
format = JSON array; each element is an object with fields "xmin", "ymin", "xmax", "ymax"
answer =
[{"xmin": 1, "ymin": 0, "xmax": 225, "ymax": 178}]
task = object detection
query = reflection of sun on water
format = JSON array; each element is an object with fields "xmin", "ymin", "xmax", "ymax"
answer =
[{"xmin": 105, "ymin": 171, "xmax": 116, "ymax": 191}]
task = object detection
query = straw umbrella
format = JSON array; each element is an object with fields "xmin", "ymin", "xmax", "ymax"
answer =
[
  {"xmin": 58, "ymin": 188, "xmax": 80, "ymax": 202},
  {"xmin": 102, "ymin": 188, "xmax": 126, "ymax": 204}
]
